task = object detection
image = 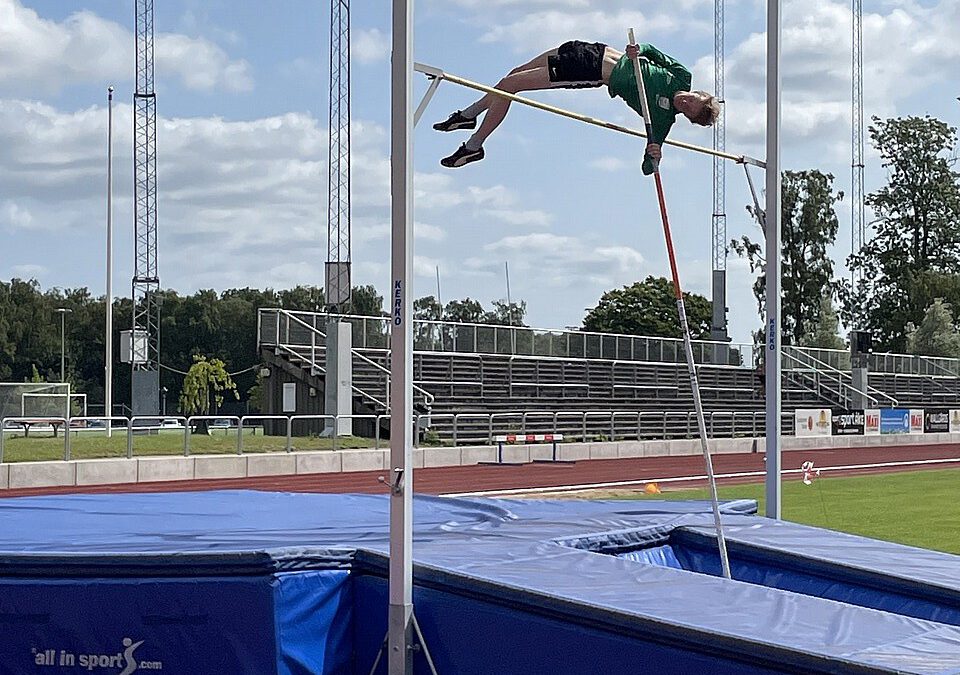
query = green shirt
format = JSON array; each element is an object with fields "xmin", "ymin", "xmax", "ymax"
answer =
[{"xmin": 607, "ymin": 43, "xmax": 692, "ymax": 175}]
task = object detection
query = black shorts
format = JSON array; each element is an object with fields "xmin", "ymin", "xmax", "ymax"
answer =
[{"xmin": 548, "ymin": 41, "xmax": 607, "ymax": 88}]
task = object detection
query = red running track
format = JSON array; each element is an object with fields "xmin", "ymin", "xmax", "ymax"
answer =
[{"xmin": 1, "ymin": 443, "xmax": 958, "ymax": 499}]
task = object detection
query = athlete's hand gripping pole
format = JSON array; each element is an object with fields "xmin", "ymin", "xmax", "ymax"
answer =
[{"xmin": 627, "ymin": 29, "xmax": 732, "ymax": 580}]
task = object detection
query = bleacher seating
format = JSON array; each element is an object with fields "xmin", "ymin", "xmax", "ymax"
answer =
[{"xmin": 258, "ymin": 309, "xmax": 960, "ymax": 443}]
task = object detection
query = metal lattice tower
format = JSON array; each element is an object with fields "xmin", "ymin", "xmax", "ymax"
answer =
[
  {"xmin": 710, "ymin": 0, "xmax": 728, "ymax": 340},
  {"xmin": 132, "ymin": 0, "xmax": 160, "ymax": 414},
  {"xmin": 851, "ymin": 0, "xmax": 865, "ymax": 290},
  {"xmin": 325, "ymin": 0, "xmax": 352, "ymax": 309}
]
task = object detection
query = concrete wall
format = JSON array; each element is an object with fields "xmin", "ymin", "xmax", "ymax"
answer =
[{"xmin": 2, "ymin": 432, "xmax": 957, "ymax": 491}]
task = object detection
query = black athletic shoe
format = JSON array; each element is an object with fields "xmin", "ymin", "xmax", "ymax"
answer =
[
  {"xmin": 433, "ymin": 111, "xmax": 477, "ymax": 132},
  {"xmin": 441, "ymin": 143, "xmax": 484, "ymax": 168}
]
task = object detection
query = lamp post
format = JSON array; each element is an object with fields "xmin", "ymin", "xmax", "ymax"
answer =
[
  {"xmin": 106, "ymin": 85, "xmax": 114, "ymax": 436},
  {"xmin": 56, "ymin": 308, "xmax": 73, "ymax": 383}
]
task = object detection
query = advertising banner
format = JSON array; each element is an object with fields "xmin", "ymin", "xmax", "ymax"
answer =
[
  {"xmin": 879, "ymin": 408, "xmax": 910, "ymax": 435},
  {"xmin": 831, "ymin": 410, "xmax": 865, "ymax": 436},
  {"xmin": 795, "ymin": 408, "xmax": 832, "ymax": 437},
  {"xmin": 951, "ymin": 410, "xmax": 960, "ymax": 433},
  {"xmin": 864, "ymin": 409, "xmax": 880, "ymax": 436},
  {"xmin": 909, "ymin": 409, "xmax": 924, "ymax": 434},
  {"xmin": 925, "ymin": 409, "xmax": 949, "ymax": 433}
]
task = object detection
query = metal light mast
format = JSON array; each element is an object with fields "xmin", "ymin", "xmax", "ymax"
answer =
[
  {"xmin": 325, "ymin": 0, "xmax": 352, "ymax": 309},
  {"xmin": 131, "ymin": 0, "xmax": 160, "ymax": 416},
  {"xmin": 710, "ymin": 0, "xmax": 728, "ymax": 340},
  {"xmin": 851, "ymin": 0, "xmax": 865, "ymax": 290}
]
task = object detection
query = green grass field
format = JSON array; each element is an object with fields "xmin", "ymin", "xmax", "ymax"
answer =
[
  {"xmin": 0, "ymin": 429, "xmax": 373, "ymax": 463},
  {"xmin": 607, "ymin": 469, "xmax": 960, "ymax": 554}
]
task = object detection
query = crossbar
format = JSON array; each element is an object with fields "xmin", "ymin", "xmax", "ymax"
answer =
[{"xmin": 415, "ymin": 62, "xmax": 765, "ymax": 168}]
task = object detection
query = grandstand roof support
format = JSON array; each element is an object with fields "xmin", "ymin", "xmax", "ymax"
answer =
[{"xmin": 765, "ymin": 0, "xmax": 783, "ymax": 519}]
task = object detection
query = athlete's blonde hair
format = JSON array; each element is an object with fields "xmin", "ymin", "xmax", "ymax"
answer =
[{"xmin": 689, "ymin": 91, "xmax": 721, "ymax": 126}]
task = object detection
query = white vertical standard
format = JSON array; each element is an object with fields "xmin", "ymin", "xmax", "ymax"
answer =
[
  {"xmin": 389, "ymin": 0, "xmax": 415, "ymax": 671},
  {"xmin": 764, "ymin": 0, "xmax": 783, "ymax": 519},
  {"xmin": 106, "ymin": 86, "xmax": 114, "ymax": 438}
]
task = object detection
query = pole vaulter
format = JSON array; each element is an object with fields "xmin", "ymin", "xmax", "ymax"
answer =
[
  {"xmin": 415, "ymin": 63, "xmax": 764, "ymax": 168},
  {"xmin": 626, "ymin": 28, "xmax": 731, "ymax": 579}
]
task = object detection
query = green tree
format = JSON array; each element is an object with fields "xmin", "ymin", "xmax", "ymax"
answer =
[
  {"xmin": 731, "ymin": 170, "xmax": 842, "ymax": 345},
  {"xmin": 485, "ymin": 299, "xmax": 527, "ymax": 326},
  {"xmin": 413, "ymin": 296, "xmax": 443, "ymax": 349},
  {"xmin": 247, "ymin": 366, "xmax": 266, "ymax": 413},
  {"xmin": 583, "ymin": 276, "xmax": 711, "ymax": 338},
  {"xmin": 799, "ymin": 295, "xmax": 845, "ymax": 350},
  {"xmin": 443, "ymin": 298, "xmax": 486, "ymax": 323},
  {"xmin": 905, "ymin": 298, "xmax": 960, "ymax": 358},
  {"xmin": 178, "ymin": 355, "xmax": 239, "ymax": 434},
  {"xmin": 350, "ymin": 284, "xmax": 385, "ymax": 317},
  {"xmin": 414, "ymin": 296, "xmax": 442, "ymax": 320},
  {"xmin": 842, "ymin": 116, "xmax": 960, "ymax": 350},
  {"xmin": 273, "ymin": 285, "xmax": 324, "ymax": 312}
]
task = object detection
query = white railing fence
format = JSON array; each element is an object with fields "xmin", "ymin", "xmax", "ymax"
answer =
[{"xmin": 0, "ymin": 410, "xmax": 789, "ymax": 463}]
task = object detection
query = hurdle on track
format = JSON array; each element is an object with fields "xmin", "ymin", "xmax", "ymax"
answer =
[{"xmin": 488, "ymin": 433, "xmax": 567, "ymax": 465}]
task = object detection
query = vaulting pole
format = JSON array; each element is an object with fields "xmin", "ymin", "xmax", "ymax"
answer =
[{"xmin": 627, "ymin": 29, "xmax": 731, "ymax": 579}]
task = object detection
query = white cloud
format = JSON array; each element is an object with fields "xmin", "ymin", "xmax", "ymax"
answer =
[
  {"xmin": 589, "ymin": 157, "xmax": 628, "ymax": 172},
  {"xmin": 0, "ymin": 94, "xmax": 398, "ymax": 292},
  {"xmin": 415, "ymin": 174, "xmax": 553, "ymax": 226},
  {"xmin": 353, "ymin": 28, "xmax": 387, "ymax": 65},
  {"xmin": 706, "ymin": 0, "xmax": 960, "ymax": 149},
  {"xmin": 0, "ymin": 0, "xmax": 252, "ymax": 94},
  {"xmin": 10, "ymin": 264, "xmax": 47, "ymax": 279},
  {"xmin": 0, "ymin": 200, "xmax": 34, "ymax": 230},
  {"xmin": 448, "ymin": 0, "xmax": 590, "ymax": 7},
  {"xmin": 477, "ymin": 9, "xmax": 699, "ymax": 54},
  {"xmin": 472, "ymin": 232, "xmax": 644, "ymax": 287},
  {"xmin": 355, "ymin": 220, "xmax": 447, "ymax": 244}
]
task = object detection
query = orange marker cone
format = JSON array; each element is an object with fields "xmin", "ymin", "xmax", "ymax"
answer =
[{"xmin": 643, "ymin": 482, "xmax": 662, "ymax": 495}]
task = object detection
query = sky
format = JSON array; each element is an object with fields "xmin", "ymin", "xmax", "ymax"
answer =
[{"xmin": 1, "ymin": 0, "xmax": 959, "ymax": 346}]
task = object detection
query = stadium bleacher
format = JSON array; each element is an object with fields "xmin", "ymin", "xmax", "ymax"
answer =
[{"xmin": 258, "ymin": 309, "xmax": 960, "ymax": 443}]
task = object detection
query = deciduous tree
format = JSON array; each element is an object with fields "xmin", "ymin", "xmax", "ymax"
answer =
[
  {"xmin": 731, "ymin": 170, "xmax": 842, "ymax": 345},
  {"xmin": 583, "ymin": 276, "xmax": 711, "ymax": 338},
  {"xmin": 178, "ymin": 355, "xmax": 239, "ymax": 434},
  {"xmin": 842, "ymin": 116, "xmax": 960, "ymax": 350},
  {"xmin": 905, "ymin": 298, "xmax": 960, "ymax": 358}
]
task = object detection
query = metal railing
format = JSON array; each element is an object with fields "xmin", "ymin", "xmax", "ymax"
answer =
[
  {"xmin": 783, "ymin": 349, "xmax": 898, "ymax": 408},
  {"xmin": 260, "ymin": 309, "xmax": 434, "ymax": 410},
  {"xmin": 259, "ymin": 308, "xmax": 960, "ymax": 380},
  {"xmin": 1, "ymin": 410, "xmax": 793, "ymax": 463},
  {"xmin": 259, "ymin": 308, "xmax": 757, "ymax": 368}
]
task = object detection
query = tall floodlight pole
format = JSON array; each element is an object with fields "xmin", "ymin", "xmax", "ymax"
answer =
[
  {"xmin": 851, "ymin": 0, "xmax": 865, "ymax": 291},
  {"xmin": 765, "ymin": 0, "xmax": 783, "ymax": 519},
  {"xmin": 326, "ymin": 0, "xmax": 352, "ymax": 309},
  {"xmin": 106, "ymin": 86, "xmax": 115, "ymax": 437},
  {"xmin": 132, "ymin": 0, "xmax": 161, "ymax": 417},
  {"xmin": 389, "ymin": 0, "xmax": 414, "ymax": 670},
  {"xmin": 711, "ymin": 0, "xmax": 728, "ymax": 341}
]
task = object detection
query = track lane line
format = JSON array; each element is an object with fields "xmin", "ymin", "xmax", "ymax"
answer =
[{"xmin": 442, "ymin": 456, "xmax": 960, "ymax": 498}]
